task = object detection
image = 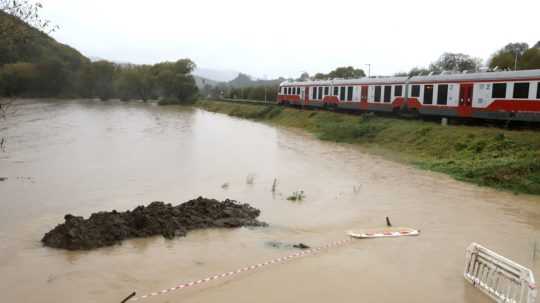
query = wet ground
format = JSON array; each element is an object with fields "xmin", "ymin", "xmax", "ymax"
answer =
[{"xmin": 0, "ymin": 100, "xmax": 539, "ymax": 302}]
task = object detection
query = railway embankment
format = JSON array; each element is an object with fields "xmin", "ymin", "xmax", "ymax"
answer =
[{"xmin": 196, "ymin": 100, "xmax": 540, "ymax": 195}]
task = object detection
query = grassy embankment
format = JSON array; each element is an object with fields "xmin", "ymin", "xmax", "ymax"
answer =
[{"xmin": 196, "ymin": 100, "xmax": 540, "ymax": 195}]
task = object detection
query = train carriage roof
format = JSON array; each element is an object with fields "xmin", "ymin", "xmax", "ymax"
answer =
[
  {"xmin": 280, "ymin": 76, "xmax": 408, "ymax": 86},
  {"xmin": 409, "ymin": 69, "xmax": 540, "ymax": 83},
  {"xmin": 280, "ymin": 69, "xmax": 540, "ymax": 86}
]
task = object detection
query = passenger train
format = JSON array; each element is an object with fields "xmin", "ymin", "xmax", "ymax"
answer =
[{"xmin": 277, "ymin": 69, "xmax": 540, "ymax": 122}]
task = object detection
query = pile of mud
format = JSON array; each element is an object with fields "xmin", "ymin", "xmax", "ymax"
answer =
[{"xmin": 42, "ymin": 197, "xmax": 267, "ymax": 250}]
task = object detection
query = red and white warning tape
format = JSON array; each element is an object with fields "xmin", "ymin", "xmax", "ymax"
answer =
[{"xmin": 129, "ymin": 238, "xmax": 353, "ymax": 301}]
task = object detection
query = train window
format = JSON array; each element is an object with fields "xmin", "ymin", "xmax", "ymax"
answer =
[
  {"xmin": 318, "ymin": 87, "xmax": 323, "ymax": 100},
  {"xmin": 437, "ymin": 84, "xmax": 448, "ymax": 105},
  {"xmin": 394, "ymin": 85, "xmax": 403, "ymax": 97},
  {"xmin": 340, "ymin": 87, "xmax": 346, "ymax": 100},
  {"xmin": 333, "ymin": 86, "xmax": 339, "ymax": 96},
  {"xmin": 411, "ymin": 85, "xmax": 420, "ymax": 97},
  {"xmin": 347, "ymin": 86, "xmax": 353, "ymax": 101},
  {"xmin": 384, "ymin": 86, "xmax": 392, "ymax": 102},
  {"xmin": 537, "ymin": 82, "xmax": 540, "ymax": 99},
  {"xmin": 424, "ymin": 85, "xmax": 433, "ymax": 104},
  {"xmin": 324, "ymin": 86, "xmax": 329, "ymax": 96},
  {"xmin": 513, "ymin": 82, "xmax": 530, "ymax": 99},
  {"xmin": 374, "ymin": 86, "xmax": 381, "ymax": 102},
  {"xmin": 312, "ymin": 87, "xmax": 316, "ymax": 99},
  {"xmin": 492, "ymin": 83, "xmax": 506, "ymax": 98}
]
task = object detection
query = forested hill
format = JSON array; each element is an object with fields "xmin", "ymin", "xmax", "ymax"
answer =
[
  {"xmin": 0, "ymin": 10, "xmax": 91, "ymax": 97},
  {"xmin": 0, "ymin": 10, "xmax": 199, "ymax": 103},
  {"xmin": 0, "ymin": 10, "xmax": 89, "ymax": 67}
]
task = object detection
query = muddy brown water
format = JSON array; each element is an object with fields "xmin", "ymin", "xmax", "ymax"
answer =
[{"xmin": 1, "ymin": 100, "xmax": 539, "ymax": 303}]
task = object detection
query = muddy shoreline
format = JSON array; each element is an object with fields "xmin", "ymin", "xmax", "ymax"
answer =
[{"xmin": 42, "ymin": 197, "xmax": 267, "ymax": 250}]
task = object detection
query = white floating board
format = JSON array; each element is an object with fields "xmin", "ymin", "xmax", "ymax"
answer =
[{"xmin": 347, "ymin": 227, "xmax": 420, "ymax": 239}]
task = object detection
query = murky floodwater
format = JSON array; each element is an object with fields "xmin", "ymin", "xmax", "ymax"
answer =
[{"xmin": 0, "ymin": 100, "xmax": 539, "ymax": 303}]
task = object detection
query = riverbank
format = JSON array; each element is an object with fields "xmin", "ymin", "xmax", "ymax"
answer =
[{"xmin": 196, "ymin": 100, "xmax": 540, "ymax": 195}]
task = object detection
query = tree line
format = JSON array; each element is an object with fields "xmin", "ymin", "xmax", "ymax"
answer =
[{"xmin": 401, "ymin": 42, "xmax": 540, "ymax": 76}]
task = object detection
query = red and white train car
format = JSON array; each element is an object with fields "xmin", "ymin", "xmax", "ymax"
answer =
[{"xmin": 277, "ymin": 69, "xmax": 540, "ymax": 122}]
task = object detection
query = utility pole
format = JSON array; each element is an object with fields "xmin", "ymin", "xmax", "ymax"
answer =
[
  {"xmin": 365, "ymin": 64, "xmax": 371, "ymax": 77},
  {"xmin": 514, "ymin": 52, "xmax": 518, "ymax": 71}
]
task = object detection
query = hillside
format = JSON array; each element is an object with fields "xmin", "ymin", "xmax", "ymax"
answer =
[
  {"xmin": 193, "ymin": 68, "xmax": 239, "ymax": 82},
  {"xmin": 0, "ymin": 10, "xmax": 89, "ymax": 68},
  {"xmin": 228, "ymin": 73, "xmax": 283, "ymax": 88},
  {"xmin": 0, "ymin": 10, "xmax": 90, "ymax": 96},
  {"xmin": 0, "ymin": 11, "xmax": 199, "ymax": 102},
  {"xmin": 193, "ymin": 75, "xmax": 219, "ymax": 89}
]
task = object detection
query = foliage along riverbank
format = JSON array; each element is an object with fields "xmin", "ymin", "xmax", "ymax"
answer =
[{"xmin": 196, "ymin": 100, "xmax": 540, "ymax": 195}]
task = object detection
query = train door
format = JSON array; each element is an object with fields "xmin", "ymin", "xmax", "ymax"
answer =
[
  {"xmin": 458, "ymin": 83, "xmax": 474, "ymax": 117},
  {"xmin": 360, "ymin": 86, "xmax": 368, "ymax": 109},
  {"xmin": 361, "ymin": 86, "xmax": 368, "ymax": 102}
]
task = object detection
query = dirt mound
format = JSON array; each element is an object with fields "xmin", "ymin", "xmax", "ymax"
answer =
[{"xmin": 42, "ymin": 197, "xmax": 267, "ymax": 250}]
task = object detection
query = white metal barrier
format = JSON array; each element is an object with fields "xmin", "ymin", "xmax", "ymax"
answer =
[{"xmin": 464, "ymin": 243, "xmax": 537, "ymax": 303}]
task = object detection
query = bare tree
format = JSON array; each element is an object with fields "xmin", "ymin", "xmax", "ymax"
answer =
[{"xmin": 0, "ymin": 0, "xmax": 57, "ymax": 32}]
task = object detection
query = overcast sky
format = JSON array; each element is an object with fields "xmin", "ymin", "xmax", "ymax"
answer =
[{"xmin": 41, "ymin": 0, "xmax": 539, "ymax": 79}]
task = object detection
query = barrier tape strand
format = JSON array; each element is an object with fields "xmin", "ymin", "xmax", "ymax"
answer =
[{"xmin": 129, "ymin": 238, "xmax": 354, "ymax": 301}]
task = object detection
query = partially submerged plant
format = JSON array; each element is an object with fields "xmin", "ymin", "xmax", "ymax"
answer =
[
  {"xmin": 271, "ymin": 178, "xmax": 277, "ymax": 193},
  {"xmin": 246, "ymin": 174, "xmax": 255, "ymax": 185},
  {"xmin": 287, "ymin": 190, "xmax": 305, "ymax": 201},
  {"xmin": 221, "ymin": 182, "xmax": 229, "ymax": 189}
]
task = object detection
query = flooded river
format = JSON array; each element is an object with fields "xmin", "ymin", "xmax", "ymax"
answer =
[{"xmin": 0, "ymin": 100, "xmax": 539, "ymax": 302}]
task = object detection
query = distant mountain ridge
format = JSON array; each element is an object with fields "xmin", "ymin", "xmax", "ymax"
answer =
[
  {"xmin": 192, "ymin": 68, "xmax": 239, "ymax": 82},
  {"xmin": 227, "ymin": 73, "xmax": 284, "ymax": 88}
]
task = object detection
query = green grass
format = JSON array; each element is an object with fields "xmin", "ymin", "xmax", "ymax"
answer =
[{"xmin": 196, "ymin": 100, "xmax": 540, "ymax": 195}]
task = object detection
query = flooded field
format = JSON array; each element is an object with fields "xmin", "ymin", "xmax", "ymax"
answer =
[{"xmin": 0, "ymin": 100, "xmax": 539, "ymax": 303}]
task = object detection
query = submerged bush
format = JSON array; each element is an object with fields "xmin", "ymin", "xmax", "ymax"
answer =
[{"xmin": 287, "ymin": 190, "xmax": 305, "ymax": 201}]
